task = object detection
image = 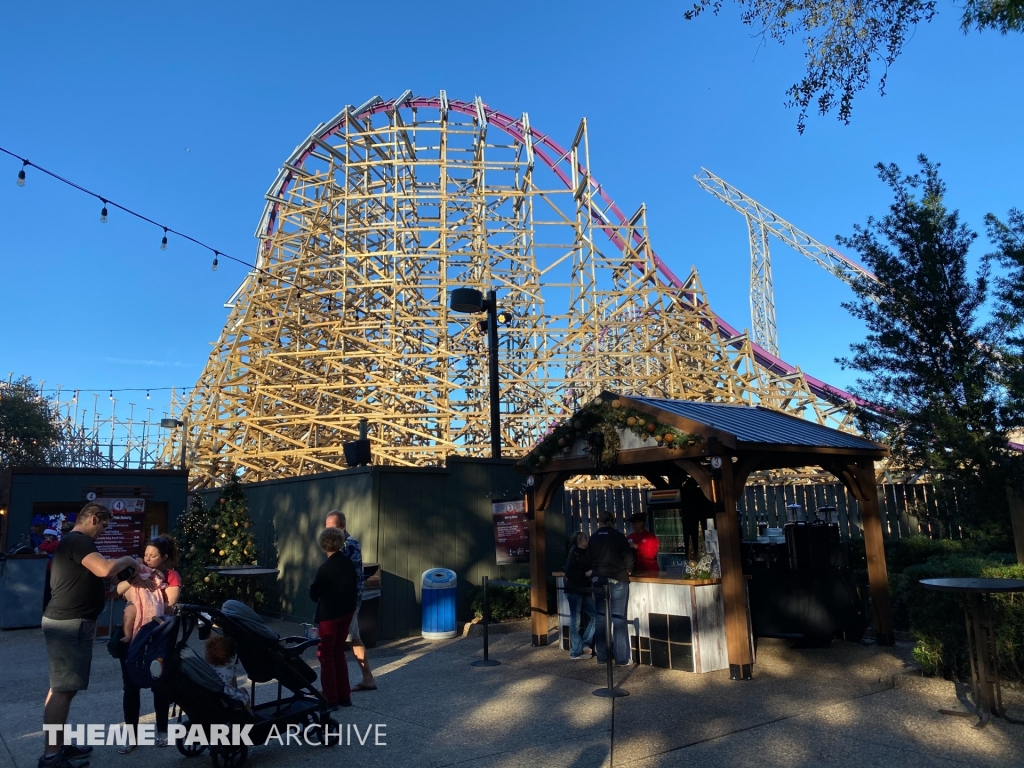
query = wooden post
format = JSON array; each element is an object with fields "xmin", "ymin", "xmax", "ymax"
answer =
[
  {"xmin": 712, "ymin": 458, "xmax": 754, "ymax": 679},
  {"xmin": 1007, "ymin": 488, "xmax": 1024, "ymax": 566},
  {"xmin": 527, "ymin": 483, "xmax": 549, "ymax": 646},
  {"xmin": 833, "ymin": 461, "xmax": 895, "ymax": 645}
]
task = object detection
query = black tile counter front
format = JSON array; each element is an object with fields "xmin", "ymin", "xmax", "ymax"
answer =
[{"xmin": 554, "ymin": 572, "xmax": 729, "ymax": 673}]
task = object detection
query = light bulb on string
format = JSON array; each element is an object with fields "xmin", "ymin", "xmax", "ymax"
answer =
[
  {"xmin": 161, "ymin": 228, "xmax": 168, "ymax": 251},
  {"xmin": 109, "ymin": 391, "xmax": 114, "ymax": 401},
  {"xmin": 72, "ymin": 390, "xmax": 78, "ymax": 403},
  {"xmin": 211, "ymin": 252, "xmax": 219, "ymax": 271},
  {"xmin": 146, "ymin": 390, "xmax": 151, "ymax": 400},
  {"xmin": 17, "ymin": 160, "xmax": 27, "ymax": 187},
  {"xmin": 100, "ymin": 200, "xmax": 108, "ymax": 223}
]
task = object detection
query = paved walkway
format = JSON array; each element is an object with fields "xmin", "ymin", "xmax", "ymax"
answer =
[{"xmin": 2, "ymin": 619, "xmax": 1023, "ymax": 768}]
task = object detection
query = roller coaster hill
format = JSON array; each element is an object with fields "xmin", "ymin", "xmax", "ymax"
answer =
[{"xmin": 155, "ymin": 91, "xmax": 887, "ymax": 489}]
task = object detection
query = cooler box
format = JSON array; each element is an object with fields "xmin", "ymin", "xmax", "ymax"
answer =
[{"xmin": 421, "ymin": 568, "xmax": 458, "ymax": 640}]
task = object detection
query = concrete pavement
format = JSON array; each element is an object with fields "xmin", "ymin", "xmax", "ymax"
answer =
[{"xmin": 1, "ymin": 619, "xmax": 1022, "ymax": 768}]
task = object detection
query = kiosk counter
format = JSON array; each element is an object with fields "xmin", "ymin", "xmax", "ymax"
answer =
[{"xmin": 554, "ymin": 571, "xmax": 731, "ymax": 673}]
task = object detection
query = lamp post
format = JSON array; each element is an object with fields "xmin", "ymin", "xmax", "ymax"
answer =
[
  {"xmin": 449, "ymin": 287, "xmax": 501, "ymax": 459},
  {"xmin": 160, "ymin": 417, "xmax": 188, "ymax": 472}
]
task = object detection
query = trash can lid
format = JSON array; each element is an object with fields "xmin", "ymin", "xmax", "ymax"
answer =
[{"xmin": 422, "ymin": 568, "xmax": 457, "ymax": 587}]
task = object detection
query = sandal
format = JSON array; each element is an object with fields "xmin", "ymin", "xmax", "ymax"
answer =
[{"xmin": 352, "ymin": 683, "xmax": 377, "ymax": 692}]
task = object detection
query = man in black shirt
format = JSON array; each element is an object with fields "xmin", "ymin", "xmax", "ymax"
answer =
[
  {"xmin": 588, "ymin": 510, "xmax": 635, "ymax": 666},
  {"xmin": 40, "ymin": 503, "xmax": 139, "ymax": 768}
]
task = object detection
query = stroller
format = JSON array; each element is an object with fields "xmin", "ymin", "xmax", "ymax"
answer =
[{"xmin": 157, "ymin": 600, "xmax": 333, "ymax": 768}]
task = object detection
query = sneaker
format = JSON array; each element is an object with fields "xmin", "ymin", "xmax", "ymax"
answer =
[
  {"xmin": 615, "ymin": 660, "xmax": 635, "ymax": 667},
  {"xmin": 61, "ymin": 745, "xmax": 93, "ymax": 760},
  {"xmin": 117, "ymin": 744, "xmax": 136, "ymax": 755},
  {"xmin": 156, "ymin": 735, "xmax": 168, "ymax": 748},
  {"xmin": 569, "ymin": 654, "xmax": 584, "ymax": 660}
]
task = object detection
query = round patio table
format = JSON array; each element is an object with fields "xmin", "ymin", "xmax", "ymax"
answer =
[
  {"xmin": 920, "ymin": 578, "xmax": 1024, "ymax": 728},
  {"xmin": 218, "ymin": 568, "xmax": 279, "ymax": 609}
]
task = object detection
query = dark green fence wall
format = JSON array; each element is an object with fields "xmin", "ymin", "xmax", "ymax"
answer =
[{"xmin": 198, "ymin": 457, "xmax": 565, "ymax": 639}]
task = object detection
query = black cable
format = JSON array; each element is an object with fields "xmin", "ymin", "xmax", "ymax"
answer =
[{"xmin": 1, "ymin": 145, "xmax": 322, "ymax": 300}]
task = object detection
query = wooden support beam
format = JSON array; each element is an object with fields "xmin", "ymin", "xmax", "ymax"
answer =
[
  {"xmin": 711, "ymin": 457, "xmax": 755, "ymax": 679},
  {"xmin": 829, "ymin": 460, "xmax": 895, "ymax": 645},
  {"xmin": 527, "ymin": 472, "xmax": 564, "ymax": 646},
  {"xmin": 1008, "ymin": 488, "xmax": 1024, "ymax": 566}
]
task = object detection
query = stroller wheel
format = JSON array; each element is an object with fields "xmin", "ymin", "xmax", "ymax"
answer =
[
  {"xmin": 210, "ymin": 744, "xmax": 248, "ymax": 768},
  {"xmin": 177, "ymin": 741, "xmax": 208, "ymax": 758}
]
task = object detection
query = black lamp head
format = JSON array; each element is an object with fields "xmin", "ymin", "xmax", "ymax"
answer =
[{"xmin": 450, "ymin": 287, "xmax": 485, "ymax": 314}]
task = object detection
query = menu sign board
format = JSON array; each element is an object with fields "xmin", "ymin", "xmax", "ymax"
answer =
[
  {"xmin": 93, "ymin": 498, "xmax": 146, "ymax": 559},
  {"xmin": 492, "ymin": 498, "xmax": 530, "ymax": 565}
]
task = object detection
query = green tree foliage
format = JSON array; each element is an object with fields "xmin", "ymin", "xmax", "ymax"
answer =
[
  {"xmin": 683, "ymin": 0, "xmax": 1024, "ymax": 132},
  {"xmin": 0, "ymin": 376, "xmax": 61, "ymax": 469},
  {"xmin": 174, "ymin": 477, "xmax": 261, "ymax": 607},
  {"xmin": 837, "ymin": 156, "xmax": 1022, "ymax": 530},
  {"xmin": 174, "ymin": 492, "xmax": 219, "ymax": 606},
  {"xmin": 984, "ymin": 208, "xmax": 1024, "ymax": 426}
]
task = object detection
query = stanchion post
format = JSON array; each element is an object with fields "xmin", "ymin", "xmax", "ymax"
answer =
[
  {"xmin": 593, "ymin": 583, "xmax": 629, "ymax": 698},
  {"xmin": 472, "ymin": 575, "xmax": 501, "ymax": 667}
]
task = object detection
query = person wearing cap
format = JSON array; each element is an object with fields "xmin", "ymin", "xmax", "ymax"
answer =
[
  {"xmin": 38, "ymin": 529, "xmax": 60, "ymax": 610},
  {"xmin": 626, "ymin": 513, "xmax": 659, "ymax": 573}
]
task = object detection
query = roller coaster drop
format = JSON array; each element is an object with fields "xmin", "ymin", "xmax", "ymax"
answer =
[{"xmin": 172, "ymin": 92, "xmax": 871, "ymax": 488}]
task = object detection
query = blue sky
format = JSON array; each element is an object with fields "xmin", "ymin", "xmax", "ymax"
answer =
[{"xmin": 2, "ymin": 1, "xmax": 1022, "ymax": 419}]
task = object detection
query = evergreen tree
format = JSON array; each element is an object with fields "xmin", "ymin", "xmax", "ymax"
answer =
[
  {"xmin": 838, "ymin": 156, "xmax": 1021, "ymax": 530},
  {"xmin": 209, "ymin": 476, "xmax": 259, "ymax": 567},
  {"xmin": 174, "ymin": 492, "xmax": 219, "ymax": 606}
]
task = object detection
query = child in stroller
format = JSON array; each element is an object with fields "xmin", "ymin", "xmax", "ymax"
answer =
[{"xmin": 155, "ymin": 600, "xmax": 334, "ymax": 768}]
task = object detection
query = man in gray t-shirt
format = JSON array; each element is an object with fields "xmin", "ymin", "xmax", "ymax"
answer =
[{"xmin": 39, "ymin": 503, "xmax": 138, "ymax": 768}]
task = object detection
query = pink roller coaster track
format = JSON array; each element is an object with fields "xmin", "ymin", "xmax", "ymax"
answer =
[{"xmin": 263, "ymin": 94, "xmax": 863, "ymax": 410}]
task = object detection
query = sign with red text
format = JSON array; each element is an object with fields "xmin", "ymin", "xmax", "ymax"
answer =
[
  {"xmin": 492, "ymin": 498, "xmax": 530, "ymax": 565},
  {"xmin": 94, "ymin": 498, "xmax": 147, "ymax": 558}
]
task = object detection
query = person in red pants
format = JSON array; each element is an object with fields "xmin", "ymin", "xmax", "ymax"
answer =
[{"xmin": 309, "ymin": 527, "xmax": 359, "ymax": 709}]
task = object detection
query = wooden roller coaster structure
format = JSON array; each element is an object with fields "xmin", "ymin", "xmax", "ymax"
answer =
[{"xmin": 170, "ymin": 92, "xmax": 865, "ymax": 488}]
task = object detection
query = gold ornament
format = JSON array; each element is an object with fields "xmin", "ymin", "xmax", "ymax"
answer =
[
  {"xmin": 232, "ymin": 540, "xmax": 238, "ymax": 546},
  {"xmin": 213, "ymin": 524, "xmax": 220, "ymax": 530},
  {"xmin": 626, "ymin": 417, "xmax": 636, "ymax": 426},
  {"xmin": 219, "ymin": 549, "xmax": 226, "ymax": 556},
  {"xmin": 221, "ymin": 533, "xmax": 227, "ymax": 538},
  {"xmin": 611, "ymin": 400, "xmax": 622, "ymax": 408},
  {"xmin": 204, "ymin": 576, "xmax": 211, "ymax": 583},
  {"xmin": 637, "ymin": 418, "xmax": 645, "ymax": 426},
  {"xmin": 210, "ymin": 548, "xmax": 216, "ymax": 554},
  {"xmin": 663, "ymin": 432, "xmax": 675, "ymax": 443},
  {"xmin": 234, "ymin": 522, "xmax": 239, "ymax": 527}
]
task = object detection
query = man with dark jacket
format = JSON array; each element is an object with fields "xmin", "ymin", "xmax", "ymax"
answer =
[
  {"xmin": 588, "ymin": 510, "xmax": 636, "ymax": 666},
  {"xmin": 562, "ymin": 532, "xmax": 597, "ymax": 659}
]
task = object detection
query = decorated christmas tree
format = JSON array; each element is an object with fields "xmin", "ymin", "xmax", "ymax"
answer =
[
  {"xmin": 209, "ymin": 476, "xmax": 259, "ymax": 567},
  {"xmin": 175, "ymin": 476, "xmax": 260, "ymax": 607},
  {"xmin": 174, "ymin": 492, "xmax": 219, "ymax": 605}
]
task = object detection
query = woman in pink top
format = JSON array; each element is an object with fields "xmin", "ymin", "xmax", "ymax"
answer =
[{"xmin": 114, "ymin": 536, "xmax": 181, "ymax": 752}]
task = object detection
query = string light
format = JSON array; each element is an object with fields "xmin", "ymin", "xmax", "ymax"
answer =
[
  {"xmin": 109, "ymin": 390, "xmax": 114, "ymax": 401},
  {"xmin": 0, "ymin": 145, "xmax": 321, "ymax": 300},
  {"xmin": 72, "ymin": 390, "xmax": 78, "ymax": 402},
  {"xmin": 146, "ymin": 390, "xmax": 151, "ymax": 400}
]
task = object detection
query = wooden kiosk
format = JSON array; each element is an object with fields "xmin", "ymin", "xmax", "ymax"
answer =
[{"xmin": 518, "ymin": 393, "xmax": 893, "ymax": 680}]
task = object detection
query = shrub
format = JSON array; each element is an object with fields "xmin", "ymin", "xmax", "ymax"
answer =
[
  {"xmin": 470, "ymin": 579, "xmax": 531, "ymax": 621},
  {"xmin": 893, "ymin": 555, "xmax": 1024, "ymax": 681},
  {"xmin": 884, "ymin": 533, "xmax": 1015, "ymax": 574}
]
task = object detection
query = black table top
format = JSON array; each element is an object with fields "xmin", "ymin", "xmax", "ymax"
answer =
[{"xmin": 920, "ymin": 577, "xmax": 1024, "ymax": 594}]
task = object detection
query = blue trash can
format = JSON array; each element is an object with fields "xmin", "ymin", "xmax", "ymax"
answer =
[{"xmin": 421, "ymin": 568, "xmax": 458, "ymax": 639}]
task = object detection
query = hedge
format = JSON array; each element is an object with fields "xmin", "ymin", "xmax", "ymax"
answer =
[{"xmin": 892, "ymin": 554, "xmax": 1024, "ymax": 682}]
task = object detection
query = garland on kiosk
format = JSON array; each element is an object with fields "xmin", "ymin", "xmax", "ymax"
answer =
[{"xmin": 524, "ymin": 396, "xmax": 702, "ymax": 471}]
